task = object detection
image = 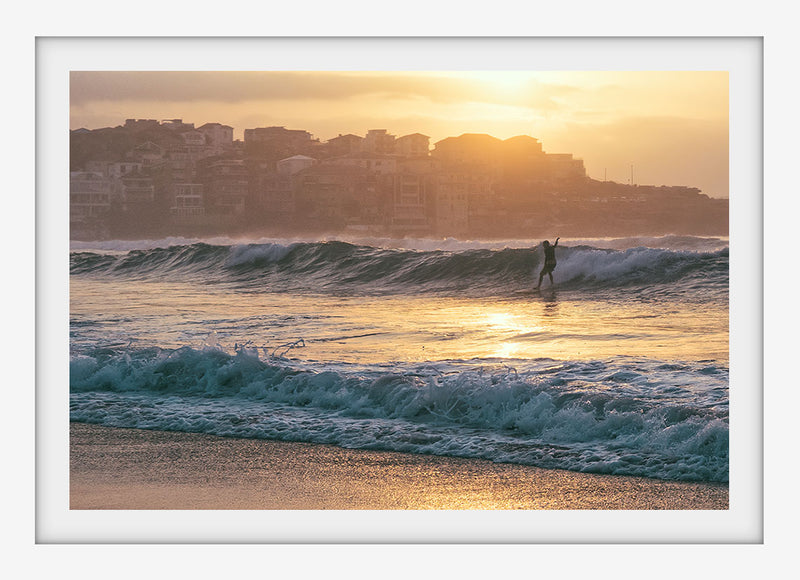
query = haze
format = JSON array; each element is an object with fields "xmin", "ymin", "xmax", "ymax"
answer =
[{"xmin": 70, "ymin": 70, "xmax": 729, "ymax": 198}]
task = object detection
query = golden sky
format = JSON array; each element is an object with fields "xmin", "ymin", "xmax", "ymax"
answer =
[{"xmin": 70, "ymin": 71, "xmax": 729, "ymax": 197}]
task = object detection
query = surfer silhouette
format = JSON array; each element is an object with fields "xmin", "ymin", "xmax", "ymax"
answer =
[{"xmin": 536, "ymin": 237, "xmax": 559, "ymax": 289}]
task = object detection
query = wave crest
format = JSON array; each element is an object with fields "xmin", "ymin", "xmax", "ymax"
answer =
[{"xmin": 70, "ymin": 240, "xmax": 728, "ymax": 295}]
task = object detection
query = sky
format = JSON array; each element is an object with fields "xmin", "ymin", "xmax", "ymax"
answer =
[{"xmin": 70, "ymin": 71, "xmax": 729, "ymax": 198}]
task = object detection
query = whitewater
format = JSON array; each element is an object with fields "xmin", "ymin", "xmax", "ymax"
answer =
[{"xmin": 69, "ymin": 235, "xmax": 729, "ymax": 483}]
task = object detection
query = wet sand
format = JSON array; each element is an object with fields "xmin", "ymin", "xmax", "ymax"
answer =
[{"xmin": 70, "ymin": 422, "xmax": 728, "ymax": 510}]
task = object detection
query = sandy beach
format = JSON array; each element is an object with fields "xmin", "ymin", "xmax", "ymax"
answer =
[{"xmin": 70, "ymin": 422, "xmax": 728, "ymax": 510}]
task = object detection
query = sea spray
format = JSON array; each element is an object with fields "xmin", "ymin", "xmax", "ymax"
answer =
[{"xmin": 70, "ymin": 346, "xmax": 728, "ymax": 482}]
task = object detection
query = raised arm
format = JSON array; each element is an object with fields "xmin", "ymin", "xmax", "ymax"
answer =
[{"xmin": 554, "ymin": 237, "xmax": 560, "ymax": 247}]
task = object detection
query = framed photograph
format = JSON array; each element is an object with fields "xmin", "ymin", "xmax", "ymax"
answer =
[{"xmin": 37, "ymin": 36, "xmax": 761, "ymax": 545}]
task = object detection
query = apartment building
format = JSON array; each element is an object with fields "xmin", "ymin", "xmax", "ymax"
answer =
[
  {"xmin": 388, "ymin": 158, "xmax": 438, "ymax": 234},
  {"xmin": 361, "ymin": 129, "xmax": 396, "ymax": 154},
  {"xmin": 326, "ymin": 152, "xmax": 397, "ymax": 175},
  {"xmin": 326, "ymin": 133, "xmax": 363, "ymax": 157},
  {"xmin": 244, "ymin": 126, "xmax": 316, "ymax": 160},
  {"xmin": 395, "ymin": 133, "xmax": 430, "ymax": 158},
  {"xmin": 545, "ymin": 153, "xmax": 587, "ymax": 182},
  {"xmin": 434, "ymin": 171, "xmax": 494, "ymax": 236},
  {"xmin": 294, "ymin": 164, "xmax": 384, "ymax": 228},
  {"xmin": 128, "ymin": 141, "xmax": 165, "ymax": 167},
  {"xmin": 70, "ymin": 171, "xmax": 112, "ymax": 221},
  {"xmin": 119, "ymin": 167, "xmax": 156, "ymax": 210},
  {"xmin": 198, "ymin": 123, "xmax": 234, "ymax": 152},
  {"xmin": 432, "ymin": 133, "xmax": 504, "ymax": 176},
  {"xmin": 170, "ymin": 183, "xmax": 205, "ymax": 224},
  {"xmin": 199, "ymin": 159, "xmax": 250, "ymax": 217}
]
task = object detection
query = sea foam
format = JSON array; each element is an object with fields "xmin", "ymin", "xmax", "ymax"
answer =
[{"xmin": 70, "ymin": 345, "xmax": 729, "ymax": 482}]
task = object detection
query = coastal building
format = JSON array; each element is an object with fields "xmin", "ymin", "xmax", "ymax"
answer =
[
  {"xmin": 434, "ymin": 171, "xmax": 493, "ymax": 236},
  {"xmin": 71, "ymin": 118, "xmax": 700, "ymax": 239},
  {"xmin": 500, "ymin": 135, "xmax": 546, "ymax": 181},
  {"xmin": 180, "ymin": 130, "xmax": 206, "ymax": 147},
  {"xmin": 545, "ymin": 153, "xmax": 587, "ymax": 183},
  {"xmin": 326, "ymin": 152, "xmax": 397, "ymax": 175},
  {"xmin": 395, "ymin": 133, "xmax": 430, "ymax": 158},
  {"xmin": 165, "ymin": 148, "xmax": 196, "ymax": 184},
  {"xmin": 256, "ymin": 172, "xmax": 296, "ymax": 223},
  {"xmin": 170, "ymin": 183, "xmax": 205, "ymax": 224},
  {"xmin": 161, "ymin": 118, "xmax": 195, "ymax": 132},
  {"xmin": 128, "ymin": 141, "xmax": 165, "ymax": 167},
  {"xmin": 249, "ymin": 155, "xmax": 318, "ymax": 224},
  {"xmin": 326, "ymin": 133, "xmax": 363, "ymax": 157},
  {"xmin": 245, "ymin": 126, "xmax": 313, "ymax": 145},
  {"xmin": 119, "ymin": 167, "xmax": 156, "ymax": 210},
  {"xmin": 124, "ymin": 119, "xmax": 160, "ymax": 132},
  {"xmin": 388, "ymin": 158, "xmax": 437, "ymax": 233},
  {"xmin": 198, "ymin": 123, "xmax": 234, "ymax": 152},
  {"xmin": 85, "ymin": 160, "xmax": 143, "ymax": 181},
  {"xmin": 70, "ymin": 171, "xmax": 113, "ymax": 239},
  {"xmin": 432, "ymin": 133, "xmax": 503, "ymax": 175},
  {"xmin": 70, "ymin": 171, "xmax": 112, "ymax": 221},
  {"xmin": 199, "ymin": 159, "xmax": 250, "ymax": 217},
  {"xmin": 294, "ymin": 164, "xmax": 383, "ymax": 229},
  {"xmin": 244, "ymin": 126, "xmax": 316, "ymax": 160},
  {"xmin": 361, "ymin": 129, "xmax": 396, "ymax": 154}
]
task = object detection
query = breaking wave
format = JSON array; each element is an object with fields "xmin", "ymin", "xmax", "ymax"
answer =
[
  {"xmin": 70, "ymin": 345, "xmax": 729, "ymax": 482},
  {"xmin": 70, "ymin": 239, "xmax": 728, "ymax": 296}
]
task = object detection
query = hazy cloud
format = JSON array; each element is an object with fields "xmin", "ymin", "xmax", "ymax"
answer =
[
  {"xmin": 547, "ymin": 115, "xmax": 729, "ymax": 196},
  {"xmin": 70, "ymin": 71, "xmax": 581, "ymax": 111}
]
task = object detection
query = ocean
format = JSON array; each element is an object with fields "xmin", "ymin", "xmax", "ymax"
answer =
[{"xmin": 69, "ymin": 235, "xmax": 729, "ymax": 484}]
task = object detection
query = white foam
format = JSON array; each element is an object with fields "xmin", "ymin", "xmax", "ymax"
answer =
[
  {"xmin": 70, "ymin": 234, "xmax": 729, "ymax": 254},
  {"xmin": 225, "ymin": 243, "xmax": 296, "ymax": 266},
  {"xmin": 69, "ymin": 348, "xmax": 729, "ymax": 482}
]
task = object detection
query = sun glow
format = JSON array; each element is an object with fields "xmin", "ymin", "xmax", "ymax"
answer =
[
  {"xmin": 485, "ymin": 311, "xmax": 525, "ymax": 332},
  {"xmin": 464, "ymin": 71, "xmax": 535, "ymax": 93},
  {"xmin": 70, "ymin": 69, "xmax": 730, "ymax": 197}
]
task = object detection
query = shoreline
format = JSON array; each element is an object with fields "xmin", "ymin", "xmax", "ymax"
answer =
[{"xmin": 70, "ymin": 422, "xmax": 728, "ymax": 510}]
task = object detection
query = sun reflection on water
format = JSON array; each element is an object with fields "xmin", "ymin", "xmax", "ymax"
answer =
[{"xmin": 71, "ymin": 278, "xmax": 729, "ymax": 365}]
